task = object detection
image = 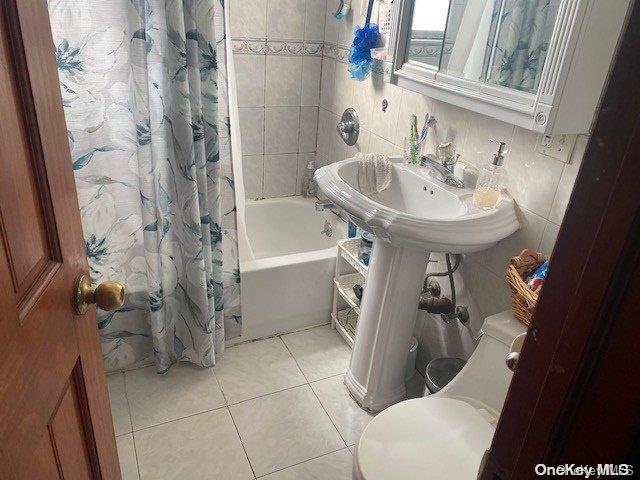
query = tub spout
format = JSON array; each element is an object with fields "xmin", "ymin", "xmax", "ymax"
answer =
[{"xmin": 315, "ymin": 200, "xmax": 335, "ymax": 211}]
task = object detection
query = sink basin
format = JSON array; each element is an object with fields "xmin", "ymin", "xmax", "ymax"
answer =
[
  {"xmin": 314, "ymin": 156, "xmax": 519, "ymax": 253},
  {"xmin": 315, "ymin": 155, "xmax": 519, "ymax": 413}
]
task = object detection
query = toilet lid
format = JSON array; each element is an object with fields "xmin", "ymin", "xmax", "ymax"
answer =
[{"xmin": 356, "ymin": 397, "xmax": 495, "ymax": 480}]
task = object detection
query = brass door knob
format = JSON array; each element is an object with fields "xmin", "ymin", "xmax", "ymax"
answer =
[
  {"xmin": 505, "ymin": 352, "xmax": 519, "ymax": 372},
  {"xmin": 74, "ymin": 274, "xmax": 125, "ymax": 315}
]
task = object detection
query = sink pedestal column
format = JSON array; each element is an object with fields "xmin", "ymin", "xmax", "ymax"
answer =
[{"xmin": 345, "ymin": 238, "xmax": 429, "ymax": 413}]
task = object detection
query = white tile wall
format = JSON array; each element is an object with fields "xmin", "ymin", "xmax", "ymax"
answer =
[
  {"xmin": 316, "ymin": 108, "xmax": 333, "ymax": 163},
  {"xmin": 352, "ymin": 73, "xmax": 377, "ymax": 130},
  {"xmin": 471, "ymin": 207, "xmax": 547, "ymax": 277},
  {"xmin": 549, "ymin": 135, "xmax": 587, "ymax": 224},
  {"xmin": 230, "ymin": 0, "xmax": 268, "ymax": 39},
  {"xmin": 304, "ymin": 0, "xmax": 328, "ymax": 41},
  {"xmin": 506, "ymin": 128, "xmax": 564, "ymax": 218},
  {"xmin": 242, "ymin": 154, "xmax": 264, "ymax": 200},
  {"xmin": 458, "ymin": 258, "xmax": 512, "ymax": 321},
  {"xmin": 301, "ymin": 57, "xmax": 322, "ymax": 106},
  {"xmin": 264, "ymin": 154, "xmax": 298, "ymax": 197},
  {"xmin": 265, "ymin": 56, "xmax": 303, "ymax": 107},
  {"xmin": 319, "ymin": 57, "xmax": 336, "ymax": 110},
  {"xmin": 540, "ymin": 222, "xmax": 561, "ymax": 256},
  {"xmin": 267, "ymin": 0, "xmax": 306, "ymax": 40},
  {"xmin": 235, "ymin": 54, "xmax": 265, "ymax": 108},
  {"xmin": 459, "ymin": 111, "xmax": 516, "ymax": 165},
  {"xmin": 265, "ymin": 107, "xmax": 301, "ymax": 154},
  {"xmin": 329, "ymin": 61, "xmax": 355, "ymax": 115},
  {"xmin": 323, "ymin": 0, "xmax": 339, "ymax": 45},
  {"xmin": 299, "ymin": 106, "xmax": 319, "ymax": 153},
  {"xmin": 297, "ymin": 153, "xmax": 315, "ymax": 193},
  {"xmin": 370, "ymin": 85, "xmax": 403, "ymax": 143},
  {"xmin": 238, "ymin": 107, "xmax": 264, "ymax": 156},
  {"xmin": 232, "ymin": 1, "xmax": 327, "ymax": 199}
]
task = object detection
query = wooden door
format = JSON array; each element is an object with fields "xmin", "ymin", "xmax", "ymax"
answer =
[{"xmin": 0, "ymin": 1, "xmax": 121, "ymax": 479}]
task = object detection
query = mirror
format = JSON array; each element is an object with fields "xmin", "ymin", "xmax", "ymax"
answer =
[
  {"xmin": 407, "ymin": 0, "xmax": 560, "ymax": 94},
  {"xmin": 407, "ymin": 0, "xmax": 450, "ymax": 68}
]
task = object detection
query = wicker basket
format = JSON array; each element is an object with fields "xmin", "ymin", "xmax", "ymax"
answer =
[{"xmin": 506, "ymin": 249, "xmax": 547, "ymax": 326}]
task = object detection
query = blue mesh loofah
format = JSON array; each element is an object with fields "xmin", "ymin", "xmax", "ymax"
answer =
[
  {"xmin": 348, "ymin": 23, "xmax": 380, "ymax": 80},
  {"xmin": 348, "ymin": 0, "xmax": 380, "ymax": 81}
]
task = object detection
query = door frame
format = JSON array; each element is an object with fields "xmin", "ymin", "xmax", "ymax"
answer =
[{"xmin": 480, "ymin": 0, "xmax": 640, "ymax": 477}]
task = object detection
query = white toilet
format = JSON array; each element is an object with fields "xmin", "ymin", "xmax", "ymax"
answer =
[{"xmin": 352, "ymin": 311, "xmax": 526, "ymax": 480}]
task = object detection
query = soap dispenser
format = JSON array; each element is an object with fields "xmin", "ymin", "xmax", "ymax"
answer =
[{"xmin": 473, "ymin": 140, "xmax": 507, "ymax": 210}]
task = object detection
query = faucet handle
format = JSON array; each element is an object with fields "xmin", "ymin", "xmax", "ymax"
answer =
[{"xmin": 437, "ymin": 142, "xmax": 457, "ymax": 168}]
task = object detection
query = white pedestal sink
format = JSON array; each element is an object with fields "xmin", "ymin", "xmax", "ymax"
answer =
[{"xmin": 315, "ymin": 156, "xmax": 519, "ymax": 412}]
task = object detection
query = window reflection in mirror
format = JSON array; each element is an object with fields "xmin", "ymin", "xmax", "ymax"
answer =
[
  {"xmin": 407, "ymin": 0, "xmax": 450, "ymax": 69},
  {"xmin": 408, "ymin": 0, "xmax": 560, "ymax": 94}
]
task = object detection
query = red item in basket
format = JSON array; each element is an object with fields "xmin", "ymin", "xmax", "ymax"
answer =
[{"xmin": 527, "ymin": 276, "xmax": 544, "ymax": 292}]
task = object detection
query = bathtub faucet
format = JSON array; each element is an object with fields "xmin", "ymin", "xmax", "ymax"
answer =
[{"xmin": 315, "ymin": 200, "xmax": 335, "ymax": 211}]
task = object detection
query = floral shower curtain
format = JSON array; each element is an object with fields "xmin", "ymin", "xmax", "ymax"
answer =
[
  {"xmin": 486, "ymin": 0, "xmax": 557, "ymax": 93},
  {"xmin": 48, "ymin": 0, "xmax": 241, "ymax": 373}
]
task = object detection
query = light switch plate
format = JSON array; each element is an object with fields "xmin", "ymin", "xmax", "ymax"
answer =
[{"xmin": 537, "ymin": 134, "xmax": 576, "ymax": 163}]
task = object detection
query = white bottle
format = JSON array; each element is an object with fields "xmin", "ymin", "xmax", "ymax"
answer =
[
  {"xmin": 302, "ymin": 160, "xmax": 317, "ymax": 197},
  {"xmin": 473, "ymin": 140, "xmax": 507, "ymax": 210}
]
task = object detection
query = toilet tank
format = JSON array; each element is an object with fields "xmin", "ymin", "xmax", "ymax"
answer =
[{"xmin": 435, "ymin": 311, "xmax": 527, "ymax": 416}]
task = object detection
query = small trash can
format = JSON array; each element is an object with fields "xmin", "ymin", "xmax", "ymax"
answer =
[{"xmin": 425, "ymin": 357, "xmax": 466, "ymax": 394}]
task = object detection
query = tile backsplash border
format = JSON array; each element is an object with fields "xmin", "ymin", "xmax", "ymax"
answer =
[{"xmin": 232, "ymin": 39, "xmax": 324, "ymax": 57}]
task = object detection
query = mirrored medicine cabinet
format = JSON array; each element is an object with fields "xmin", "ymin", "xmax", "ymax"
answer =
[{"xmin": 387, "ymin": 0, "xmax": 631, "ymax": 134}]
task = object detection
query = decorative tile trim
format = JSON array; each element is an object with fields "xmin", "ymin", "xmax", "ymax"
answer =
[
  {"xmin": 232, "ymin": 38, "xmax": 323, "ymax": 56},
  {"xmin": 266, "ymin": 40, "xmax": 305, "ymax": 55},
  {"xmin": 266, "ymin": 40, "xmax": 324, "ymax": 56},
  {"xmin": 231, "ymin": 38, "xmax": 393, "ymax": 82},
  {"xmin": 304, "ymin": 41, "xmax": 324, "ymax": 56},
  {"xmin": 322, "ymin": 42, "xmax": 350, "ymax": 64},
  {"xmin": 232, "ymin": 38, "xmax": 267, "ymax": 55}
]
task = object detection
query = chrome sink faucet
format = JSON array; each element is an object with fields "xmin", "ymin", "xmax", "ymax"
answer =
[{"xmin": 420, "ymin": 142, "xmax": 465, "ymax": 188}]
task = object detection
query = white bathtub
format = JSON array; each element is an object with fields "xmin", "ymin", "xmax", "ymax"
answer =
[{"xmin": 237, "ymin": 197, "xmax": 347, "ymax": 343}]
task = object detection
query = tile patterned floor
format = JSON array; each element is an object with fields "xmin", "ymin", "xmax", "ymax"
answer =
[{"xmin": 108, "ymin": 324, "xmax": 425, "ymax": 479}]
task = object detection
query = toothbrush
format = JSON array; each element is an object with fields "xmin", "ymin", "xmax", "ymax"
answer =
[
  {"xmin": 418, "ymin": 114, "xmax": 429, "ymax": 145},
  {"xmin": 418, "ymin": 114, "xmax": 437, "ymax": 149}
]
